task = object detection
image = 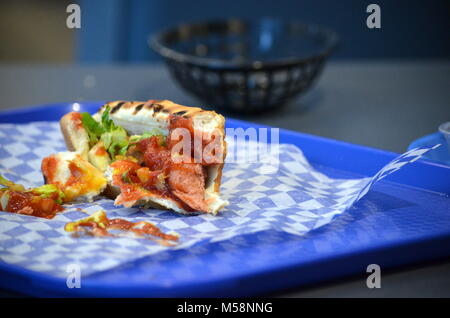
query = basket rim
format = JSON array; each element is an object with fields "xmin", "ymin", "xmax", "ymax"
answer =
[{"xmin": 150, "ymin": 18, "xmax": 339, "ymax": 71}]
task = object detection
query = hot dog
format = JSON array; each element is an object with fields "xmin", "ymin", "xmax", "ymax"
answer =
[{"xmin": 47, "ymin": 100, "xmax": 228, "ymax": 214}]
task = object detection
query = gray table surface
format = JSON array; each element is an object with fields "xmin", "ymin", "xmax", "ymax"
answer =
[{"xmin": 0, "ymin": 60, "xmax": 449, "ymax": 297}]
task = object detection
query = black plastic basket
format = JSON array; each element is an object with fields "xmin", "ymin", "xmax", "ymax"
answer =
[{"xmin": 151, "ymin": 19, "xmax": 338, "ymax": 114}]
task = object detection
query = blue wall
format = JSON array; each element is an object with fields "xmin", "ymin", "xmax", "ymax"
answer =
[{"xmin": 77, "ymin": 0, "xmax": 450, "ymax": 63}]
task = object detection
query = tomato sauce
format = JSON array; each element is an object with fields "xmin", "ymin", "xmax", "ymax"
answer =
[
  {"xmin": 95, "ymin": 146, "xmax": 107, "ymax": 156},
  {"xmin": 71, "ymin": 112, "xmax": 84, "ymax": 129},
  {"xmin": 41, "ymin": 156, "xmax": 58, "ymax": 184},
  {"xmin": 67, "ymin": 161, "xmax": 83, "ymax": 186}
]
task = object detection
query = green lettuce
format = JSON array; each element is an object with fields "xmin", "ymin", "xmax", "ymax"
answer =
[
  {"xmin": 0, "ymin": 174, "xmax": 25, "ymax": 191},
  {"xmin": 32, "ymin": 184, "xmax": 65, "ymax": 204},
  {"xmin": 81, "ymin": 106, "xmax": 129, "ymax": 159},
  {"xmin": 0, "ymin": 175, "xmax": 64, "ymax": 204},
  {"xmin": 81, "ymin": 107, "xmax": 167, "ymax": 160},
  {"xmin": 129, "ymin": 128, "xmax": 166, "ymax": 146},
  {"xmin": 100, "ymin": 129, "xmax": 129, "ymax": 159},
  {"xmin": 81, "ymin": 112, "xmax": 105, "ymax": 146}
]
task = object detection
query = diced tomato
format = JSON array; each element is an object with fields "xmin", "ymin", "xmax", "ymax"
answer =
[
  {"xmin": 137, "ymin": 137, "xmax": 171, "ymax": 171},
  {"xmin": 136, "ymin": 167, "xmax": 151, "ymax": 183},
  {"xmin": 4, "ymin": 190, "xmax": 63, "ymax": 219},
  {"xmin": 6, "ymin": 191, "xmax": 31, "ymax": 213},
  {"xmin": 40, "ymin": 198, "xmax": 56, "ymax": 213}
]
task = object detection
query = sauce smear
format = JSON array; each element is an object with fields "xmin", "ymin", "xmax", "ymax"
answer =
[{"xmin": 65, "ymin": 210, "xmax": 179, "ymax": 246}]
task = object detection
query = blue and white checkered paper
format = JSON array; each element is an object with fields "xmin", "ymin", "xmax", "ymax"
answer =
[{"xmin": 0, "ymin": 122, "xmax": 439, "ymax": 277}]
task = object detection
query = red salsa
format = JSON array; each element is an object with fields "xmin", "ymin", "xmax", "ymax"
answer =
[{"xmin": 1, "ymin": 189, "xmax": 63, "ymax": 219}]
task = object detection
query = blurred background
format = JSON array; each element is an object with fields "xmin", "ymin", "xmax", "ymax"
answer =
[
  {"xmin": 1, "ymin": 0, "xmax": 449, "ymax": 63},
  {"xmin": 0, "ymin": 0, "xmax": 449, "ymax": 154}
]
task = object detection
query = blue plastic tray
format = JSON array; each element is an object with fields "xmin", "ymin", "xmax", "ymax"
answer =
[{"xmin": 0, "ymin": 102, "xmax": 449, "ymax": 297}]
